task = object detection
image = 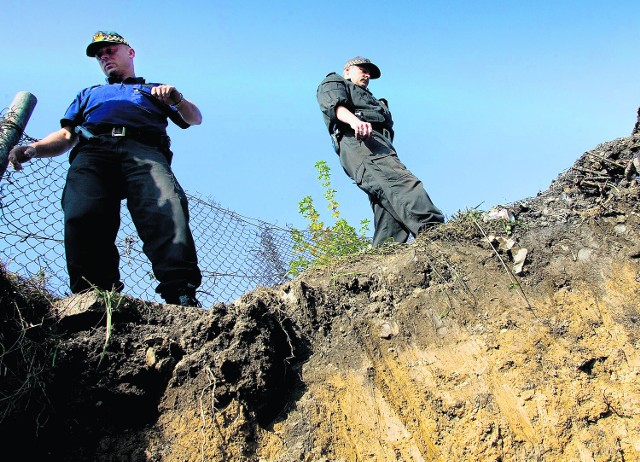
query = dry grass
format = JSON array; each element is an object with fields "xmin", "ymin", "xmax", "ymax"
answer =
[{"xmin": 0, "ymin": 265, "xmax": 57, "ymax": 430}]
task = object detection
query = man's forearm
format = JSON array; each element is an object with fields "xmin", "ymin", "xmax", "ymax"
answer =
[
  {"xmin": 336, "ymin": 106, "xmax": 360, "ymax": 127},
  {"xmin": 32, "ymin": 127, "xmax": 78, "ymax": 158},
  {"xmin": 175, "ymin": 99, "xmax": 202, "ymax": 126},
  {"xmin": 336, "ymin": 105, "xmax": 372, "ymax": 139},
  {"xmin": 150, "ymin": 85, "xmax": 202, "ymax": 126}
]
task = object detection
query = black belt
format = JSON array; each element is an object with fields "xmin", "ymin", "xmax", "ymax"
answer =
[
  {"xmin": 88, "ymin": 125, "xmax": 171, "ymax": 149},
  {"xmin": 338, "ymin": 123, "xmax": 393, "ymax": 141},
  {"xmin": 371, "ymin": 123, "xmax": 394, "ymax": 142}
]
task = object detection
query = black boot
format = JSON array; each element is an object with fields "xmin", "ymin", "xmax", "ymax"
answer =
[{"xmin": 164, "ymin": 287, "xmax": 201, "ymax": 307}]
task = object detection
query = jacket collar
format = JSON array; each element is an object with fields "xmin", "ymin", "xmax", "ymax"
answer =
[{"xmin": 107, "ymin": 76, "xmax": 146, "ymax": 84}]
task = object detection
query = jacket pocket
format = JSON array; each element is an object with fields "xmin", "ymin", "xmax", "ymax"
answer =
[{"xmin": 355, "ymin": 109, "xmax": 386, "ymax": 123}]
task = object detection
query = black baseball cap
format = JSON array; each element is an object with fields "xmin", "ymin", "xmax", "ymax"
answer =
[{"xmin": 344, "ymin": 56, "xmax": 381, "ymax": 79}]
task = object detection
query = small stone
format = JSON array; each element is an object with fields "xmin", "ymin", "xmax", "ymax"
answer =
[
  {"xmin": 53, "ymin": 292, "xmax": 102, "ymax": 317},
  {"xmin": 614, "ymin": 224, "xmax": 627, "ymax": 235},
  {"xmin": 379, "ymin": 323, "xmax": 392, "ymax": 339},
  {"xmin": 577, "ymin": 248, "xmax": 594, "ymax": 261},
  {"xmin": 146, "ymin": 347, "xmax": 157, "ymax": 367},
  {"xmin": 512, "ymin": 247, "xmax": 528, "ymax": 275},
  {"xmin": 378, "ymin": 321, "xmax": 399, "ymax": 339}
]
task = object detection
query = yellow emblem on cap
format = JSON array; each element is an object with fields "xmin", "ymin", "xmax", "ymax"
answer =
[{"xmin": 87, "ymin": 31, "xmax": 130, "ymax": 56}]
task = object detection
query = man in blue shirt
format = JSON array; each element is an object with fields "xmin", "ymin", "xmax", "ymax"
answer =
[{"xmin": 8, "ymin": 31, "xmax": 202, "ymax": 307}]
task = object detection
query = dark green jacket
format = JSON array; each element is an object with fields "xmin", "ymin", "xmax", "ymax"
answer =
[{"xmin": 316, "ymin": 72, "xmax": 394, "ymax": 136}]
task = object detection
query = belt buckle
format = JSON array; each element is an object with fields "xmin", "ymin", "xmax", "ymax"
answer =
[
  {"xmin": 111, "ymin": 126, "xmax": 126, "ymax": 137},
  {"xmin": 382, "ymin": 128, "xmax": 391, "ymax": 141}
]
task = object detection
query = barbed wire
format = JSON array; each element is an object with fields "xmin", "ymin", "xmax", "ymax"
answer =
[{"xmin": 0, "ymin": 108, "xmax": 312, "ymax": 306}]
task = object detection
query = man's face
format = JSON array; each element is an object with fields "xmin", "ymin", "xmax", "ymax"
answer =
[
  {"xmin": 95, "ymin": 44, "xmax": 135, "ymax": 80},
  {"xmin": 345, "ymin": 65, "xmax": 371, "ymax": 88}
]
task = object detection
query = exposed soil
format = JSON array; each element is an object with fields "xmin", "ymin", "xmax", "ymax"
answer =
[{"xmin": 2, "ymin": 131, "xmax": 640, "ymax": 461}]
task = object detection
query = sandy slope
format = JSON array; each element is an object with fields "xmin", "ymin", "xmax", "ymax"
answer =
[{"xmin": 2, "ymin": 135, "xmax": 640, "ymax": 461}]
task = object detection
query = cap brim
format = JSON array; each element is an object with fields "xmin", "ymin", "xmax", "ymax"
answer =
[
  {"xmin": 368, "ymin": 65, "xmax": 381, "ymax": 79},
  {"xmin": 86, "ymin": 42, "xmax": 103, "ymax": 57},
  {"xmin": 86, "ymin": 41, "xmax": 126, "ymax": 57},
  {"xmin": 359, "ymin": 63, "xmax": 381, "ymax": 79}
]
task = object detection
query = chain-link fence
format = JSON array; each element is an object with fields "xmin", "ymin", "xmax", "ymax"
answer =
[{"xmin": 0, "ymin": 108, "xmax": 309, "ymax": 306}]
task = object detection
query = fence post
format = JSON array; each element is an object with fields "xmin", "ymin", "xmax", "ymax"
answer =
[{"xmin": 0, "ymin": 91, "xmax": 38, "ymax": 180}]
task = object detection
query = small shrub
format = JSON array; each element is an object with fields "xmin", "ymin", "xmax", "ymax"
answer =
[{"xmin": 289, "ymin": 161, "xmax": 370, "ymax": 276}]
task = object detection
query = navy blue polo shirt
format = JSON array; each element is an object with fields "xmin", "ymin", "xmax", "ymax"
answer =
[{"xmin": 61, "ymin": 77, "xmax": 189, "ymax": 134}]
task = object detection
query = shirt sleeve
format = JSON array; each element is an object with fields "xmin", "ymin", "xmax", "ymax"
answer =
[
  {"xmin": 140, "ymin": 83, "xmax": 191, "ymax": 129},
  {"xmin": 60, "ymin": 90, "xmax": 87, "ymax": 128},
  {"xmin": 316, "ymin": 74, "xmax": 352, "ymax": 131},
  {"xmin": 167, "ymin": 105, "xmax": 191, "ymax": 129}
]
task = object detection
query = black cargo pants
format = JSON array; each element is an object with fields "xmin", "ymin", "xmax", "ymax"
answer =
[
  {"xmin": 61, "ymin": 136, "xmax": 201, "ymax": 299},
  {"xmin": 338, "ymin": 131, "xmax": 444, "ymax": 246}
]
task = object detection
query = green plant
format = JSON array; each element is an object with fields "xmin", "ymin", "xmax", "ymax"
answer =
[
  {"xmin": 449, "ymin": 207, "xmax": 526, "ymax": 238},
  {"xmin": 469, "ymin": 216, "xmax": 532, "ymax": 310},
  {"xmin": 289, "ymin": 160, "xmax": 371, "ymax": 276},
  {"xmin": 501, "ymin": 217, "xmax": 528, "ymax": 236},
  {"xmin": 451, "ymin": 207, "xmax": 484, "ymax": 223},
  {"xmin": 95, "ymin": 288, "xmax": 123, "ymax": 366}
]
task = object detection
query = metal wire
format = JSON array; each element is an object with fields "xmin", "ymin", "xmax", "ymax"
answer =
[{"xmin": 0, "ymin": 110, "xmax": 311, "ymax": 306}]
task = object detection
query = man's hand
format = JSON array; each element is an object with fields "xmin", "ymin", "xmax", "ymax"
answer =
[
  {"xmin": 6, "ymin": 127, "xmax": 77, "ymax": 171},
  {"xmin": 8, "ymin": 145, "xmax": 37, "ymax": 171},
  {"xmin": 151, "ymin": 85, "xmax": 183, "ymax": 106},
  {"xmin": 336, "ymin": 106, "xmax": 372, "ymax": 140},
  {"xmin": 351, "ymin": 120, "xmax": 372, "ymax": 140},
  {"xmin": 151, "ymin": 85, "xmax": 202, "ymax": 125}
]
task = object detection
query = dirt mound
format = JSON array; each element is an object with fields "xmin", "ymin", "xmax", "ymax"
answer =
[{"xmin": 2, "ymin": 133, "xmax": 640, "ymax": 461}]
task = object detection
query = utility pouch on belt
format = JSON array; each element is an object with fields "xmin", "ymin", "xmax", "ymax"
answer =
[
  {"xmin": 354, "ymin": 111, "xmax": 394, "ymax": 142},
  {"xmin": 330, "ymin": 123, "xmax": 343, "ymax": 155},
  {"xmin": 69, "ymin": 126, "xmax": 94, "ymax": 163},
  {"xmin": 74, "ymin": 125, "xmax": 95, "ymax": 140},
  {"xmin": 354, "ymin": 109, "xmax": 386, "ymax": 124}
]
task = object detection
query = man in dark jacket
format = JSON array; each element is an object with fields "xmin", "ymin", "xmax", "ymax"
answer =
[
  {"xmin": 8, "ymin": 31, "xmax": 202, "ymax": 306},
  {"xmin": 317, "ymin": 56, "xmax": 444, "ymax": 246}
]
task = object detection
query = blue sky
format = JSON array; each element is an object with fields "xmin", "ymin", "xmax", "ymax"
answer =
[{"xmin": 2, "ymin": 0, "xmax": 638, "ymax": 234}]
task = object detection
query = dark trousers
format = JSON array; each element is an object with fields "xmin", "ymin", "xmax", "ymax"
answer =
[
  {"xmin": 61, "ymin": 137, "xmax": 201, "ymax": 299},
  {"xmin": 338, "ymin": 132, "xmax": 444, "ymax": 246}
]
